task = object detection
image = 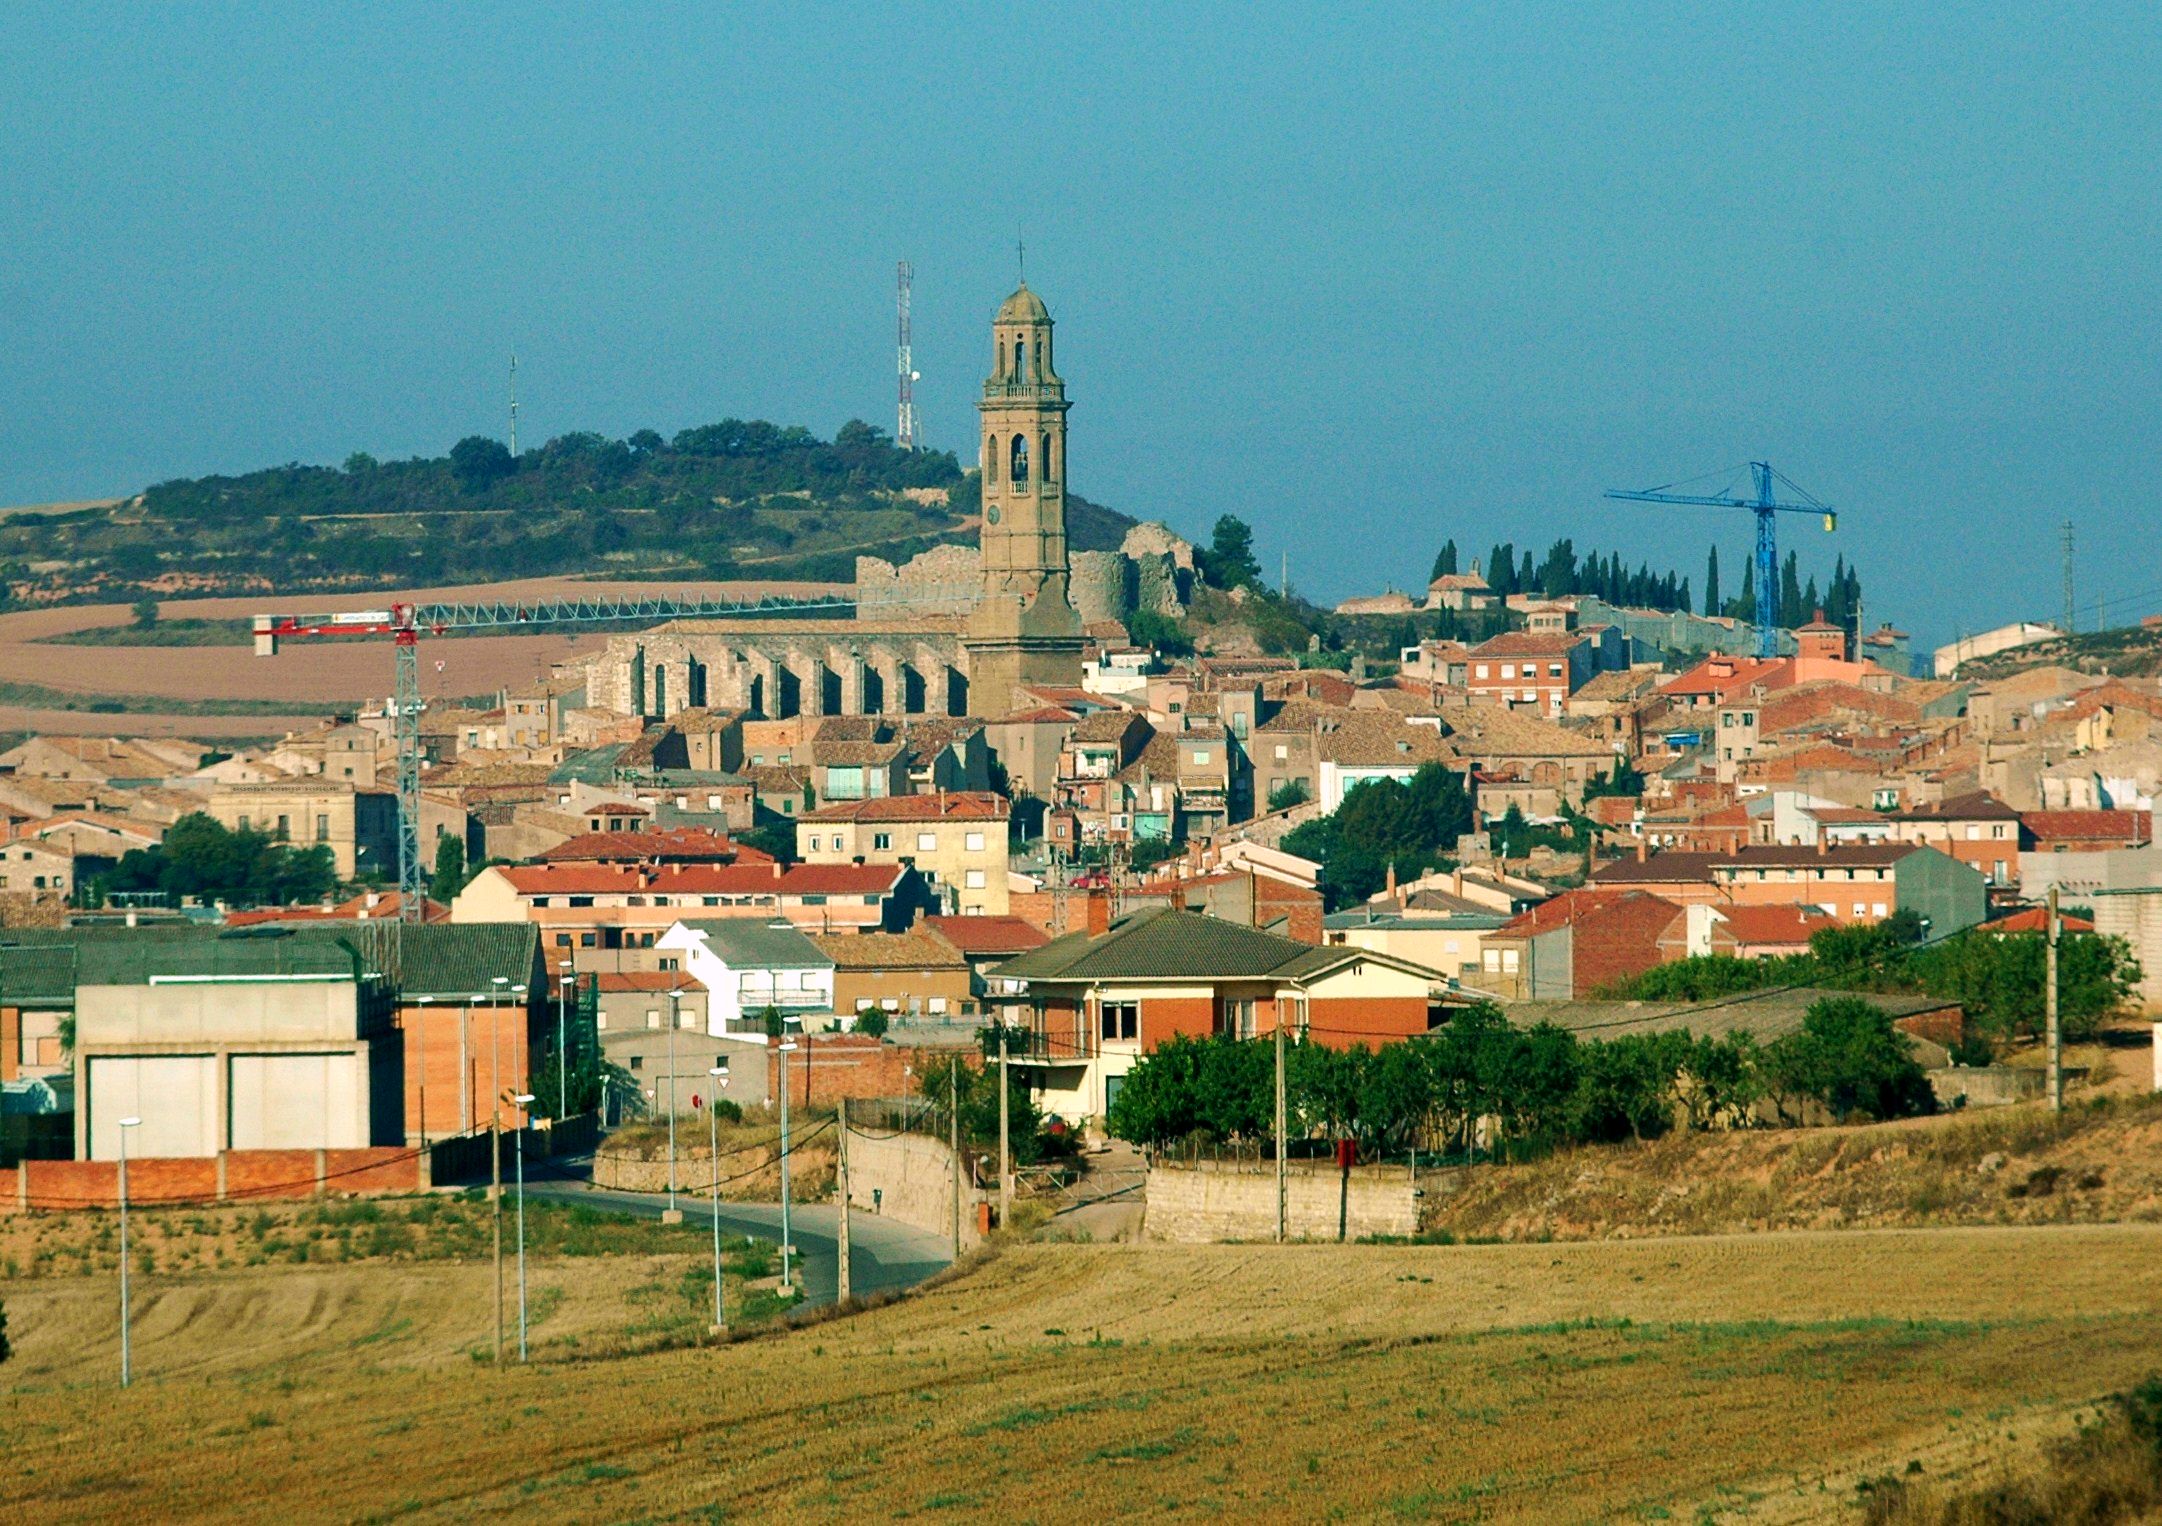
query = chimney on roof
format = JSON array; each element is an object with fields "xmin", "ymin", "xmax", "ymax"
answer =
[
  {"xmin": 773, "ymin": 859, "xmax": 785, "ymax": 880},
  {"xmin": 1635, "ymin": 838, "xmax": 1648, "ymax": 864},
  {"xmin": 1817, "ymin": 834, "xmax": 1828, "ymax": 856}
]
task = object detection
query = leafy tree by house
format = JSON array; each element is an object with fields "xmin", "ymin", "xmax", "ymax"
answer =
[
  {"xmin": 428, "ymin": 835, "xmax": 468, "ymax": 903},
  {"xmin": 1267, "ymin": 778, "xmax": 1311, "ymax": 812},
  {"xmin": 1280, "ymin": 763, "xmax": 1472, "ymax": 910},
  {"xmin": 918, "ymin": 1048, "xmax": 1046, "ymax": 1163},
  {"xmin": 1125, "ymin": 607, "xmax": 1193, "ymax": 656},
  {"xmin": 1765, "ymin": 997, "xmax": 1935, "ymax": 1121},
  {"xmin": 853, "ymin": 1007, "xmax": 889, "ymax": 1039},
  {"xmin": 1429, "ymin": 540, "xmax": 1458, "ymax": 582},
  {"xmin": 1580, "ymin": 759, "xmax": 1644, "ymax": 801},
  {"xmin": 96, "ymin": 813, "xmax": 336, "ymax": 908}
]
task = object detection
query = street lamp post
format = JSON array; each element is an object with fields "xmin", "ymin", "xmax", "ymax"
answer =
[
  {"xmin": 489, "ymin": 975, "xmax": 508, "ymax": 1365},
  {"xmin": 777, "ymin": 1035, "xmax": 798, "ymax": 1290},
  {"xmin": 513, "ymin": 1093, "xmax": 535, "ymax": 1362},
  {"xmin": 664, "ymin": 988, "xmax": 683, "ymax": 1222},
  {"xmin": 707, "ymin": 1063, "xmax": 730, "ymax": 1334},
  {"xmin": 117, "ymin": 1116, "xmax": 141, "ymax": 1388}
]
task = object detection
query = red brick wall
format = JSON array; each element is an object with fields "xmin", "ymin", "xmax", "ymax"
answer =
[
  {"xmin": 324, "ymin": 1149, "xmax": 423, "ymax": 1194},
  {"xmin": 395, "ymin": 1001, "xmax": 533, "ymax": 1136},
  {"xmin": 1571, "ymin": 899, "xmax": 1680, "ymax": 995},
  {"xmin": 1895, "ymin": 1006, "xmax": 1964, "ymax": 1047},
  {"xmin": 1140, "ymin": 997, "xmax": 1215, "ymax": 1049},
  {"xmin": 7, "ymin": 1148, "xmax": 421, "ymax": 1212},
  {"xmin": 1305, "ymin": 996, "xmax": 1429, "ymax": 1045},
  {"xmin": 769, "ymin": 1037, "xmax": 980, "ymax": 1109},
  {"xmin": 1009, "ymin": 889, "xmax": 1112, "ymax": 939},
  {"xmin": 224, "ymin": 1150, "xmax": 322, "ymax": 1202}
]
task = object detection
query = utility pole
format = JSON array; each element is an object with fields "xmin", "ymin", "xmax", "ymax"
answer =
[
  {"xmin": 2061, "ymin": 520, "xmax": 2075, "ymax": 637},
  {"xmin": 663, "ymin": 988, "xmax": 681, "ymax": 1223},
  {"xmin": 836, "ymin": 1098, "xmax": 853, "ymax": 1305},
  {"xmin": 1274, "ymin": 1016, "xmax": 1288, "ymax": 1243},
  {"xmin": 949, "ymin": 1059, "xmax": 962, "ymax": 1257},
  {"xmin": 997, "ymin": 1029, "xmax": 1013, "ymax": 1228},
  {"xmin": 490, "ymin": 1102, "xmax": 504, "ymax": 1365},
  {"xmin": 2046, "ymin": 881, "xmax": 2063, "ymax": 1113}
]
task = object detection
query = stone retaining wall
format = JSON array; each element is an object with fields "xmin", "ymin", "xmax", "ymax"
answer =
[{"xmin": 1144, "ymin": 1160, "xmax": 1419, "ymax": 1243}]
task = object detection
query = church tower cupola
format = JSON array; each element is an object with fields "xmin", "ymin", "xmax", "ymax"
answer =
[{"xmin": 964, "ymin": 280, "xmax": 1083, "ymax": 710}]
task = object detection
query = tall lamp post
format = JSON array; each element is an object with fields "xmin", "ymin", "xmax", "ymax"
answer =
[
  {"xmin": 707, "ymin": 1062, "xmax": 730, "ymax": 1334},
  {"xmin": 663, "ymin": 987, "xmax": 683, "ymax": 1222},
  {"xmin": 117, "ymin": 1116, "xmax": 141, "ymax": 1388},
  {"xmin": 512, "ymin": 1092, "xmax": 535, "ymax": 1362},
  {"xmin": 777, "ymin": 1035, "xmax": 798, "ymax": 1291}
]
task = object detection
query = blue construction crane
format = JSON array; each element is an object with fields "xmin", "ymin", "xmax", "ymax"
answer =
[{"xmin": 1604, "ymin": 461, "xmax": 1837, "ymax": 659}]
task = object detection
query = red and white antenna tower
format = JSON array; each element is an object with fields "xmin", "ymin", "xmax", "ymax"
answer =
[{"xmin": 896, "ymin": 260, "xmax": 919, "ymax": 450}]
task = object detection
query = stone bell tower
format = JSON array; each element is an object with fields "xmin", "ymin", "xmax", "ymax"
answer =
[{"xmin": 963, "ymin": 281, "xmax": 1084, "ymax": 712}]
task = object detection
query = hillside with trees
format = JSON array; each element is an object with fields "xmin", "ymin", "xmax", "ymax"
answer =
[{"xmin": 0, "ymin": 420, "xmax": 1137, "ymax": 603}]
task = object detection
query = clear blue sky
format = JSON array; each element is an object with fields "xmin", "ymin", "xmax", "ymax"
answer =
[{"xmin": 3, "ymin": 2, "xmax": 2157, "ymax": 646}]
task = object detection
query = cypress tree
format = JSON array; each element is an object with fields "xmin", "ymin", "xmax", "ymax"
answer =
[{"xmin": 1704, "ymin": 545, "xmax": 1721, "ymax": 615}]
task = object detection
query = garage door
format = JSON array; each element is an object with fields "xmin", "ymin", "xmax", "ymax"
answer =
[
  {"xmin": 87, "ymin": 1055, "xmax": 217, "ymax": 1160},
  {"xmin": 229, "ymin": 1053, "xmax": 360, "ymax": 1150}
]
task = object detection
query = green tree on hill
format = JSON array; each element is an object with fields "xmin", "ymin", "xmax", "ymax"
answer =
[
  {"xmin": 449, "ymin": 436, "xmax": 516, "ymax": 493},
  {"xmin": 1199, "ymin": 515, "xmax": 1263, "ymax": 591}
]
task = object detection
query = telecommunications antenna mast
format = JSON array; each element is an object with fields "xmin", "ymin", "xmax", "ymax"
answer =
[
  {"xmin": 508, "ymin": 353, "xmax": 520, "ymax": 459},
  {"xmin": 896, "ymin": 262, "xmax": 919, "ymax": 450}
]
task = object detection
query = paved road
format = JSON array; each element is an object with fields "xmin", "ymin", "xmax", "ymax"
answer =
[{"xmin": 525, "ymin": 1166, "xmax": 953, "ymax": 1312}]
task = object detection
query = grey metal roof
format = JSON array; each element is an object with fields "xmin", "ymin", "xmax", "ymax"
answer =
[
  {"xmin": 1509, "ymin": 987, "xmax": 1960, "ymax": 1044},
  {"xmin": 391, "ymin": 923, "xmax": 542, "ymax": 999},
  {"xmin": 1321, "ymin": 910, "xmax": 1510, "ymax": 931},
  {"xmin": 678, "ymin": 918, "xmax": 832, "ymax": 970}
]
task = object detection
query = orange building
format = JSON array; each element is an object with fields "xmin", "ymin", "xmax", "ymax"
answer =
[{"xmin": 991, "ymin": 908, "xmax": 1456, "ymax": 1124}]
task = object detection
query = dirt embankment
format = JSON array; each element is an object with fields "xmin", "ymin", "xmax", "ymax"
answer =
[{"xmin": 1422, "ymin": 1093, "xmax": 2162, "ymax": 1242}]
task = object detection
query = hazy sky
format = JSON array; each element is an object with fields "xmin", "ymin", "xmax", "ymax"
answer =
[{"xmin": 4, "ymin": 3, "xmax": 2157, "ymax": 645}]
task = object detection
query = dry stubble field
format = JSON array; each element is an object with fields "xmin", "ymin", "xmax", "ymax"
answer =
[{"xmin": 5, "ymin": 1225, "xmax": 2161, "ymax": 1522}]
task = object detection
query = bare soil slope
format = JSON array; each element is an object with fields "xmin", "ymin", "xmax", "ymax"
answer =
[
  {"xmin": 5, "ymin": 1227, "xmax": 2159, "ymax": 1522},
  {"xmin": 1423, "ymin": 1092, "xmax": 2162, "ymax": 1243}
]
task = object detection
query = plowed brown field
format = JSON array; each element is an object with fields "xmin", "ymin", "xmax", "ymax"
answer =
[
  {"xmin": 5, "ymin": 1226, "xmax": 2158, "ymax": 1522},
  {"xmin": 0, "ymin": 577, "xmax": 847, "ymax": 709}
]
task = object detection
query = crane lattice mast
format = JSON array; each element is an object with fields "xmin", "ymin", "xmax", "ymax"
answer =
[
  {"xmin": 255, "ymin": 587, "xmax": 970, "ymax": 921},
  {"xmin": 1604, "ymin": 461, "xmax": 1837, "ymax": 659}
]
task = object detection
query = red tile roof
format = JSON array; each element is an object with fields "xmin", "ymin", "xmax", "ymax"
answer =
[
  {"xmin": 497, "ymin": 862, "xmax": 902, "ymax": 896},
  {"xmin": 800, "ymin": 791, "xmax": 1009, "ymax": 823},
  {"xmin": 1717, "ymin": 904, "xmax": 1835, "ymax": 946},
  {"xmin": 226, "ymin": 891, "xmax": 448, "ymax": 927},
  {"xmin": 923, "ymin": 914, "xmax": 1050, "ymax": 955},
  {"xmin": 2020, "ymin": 809, "xmax": 2152, "ymax": 844},
  {"xmin": 1990, "ymin": 907, "xmax": 2096, "ymax": 935},
  {"xmin": 595, "ymin": 971, "xmax": 689, "ymax": 992},
  {"xmin": 1497, "ymin": 888, "xmax": 1671, "ymax": 937},
  {"xmin": 538, "ymin": 828, "xmax": 769, "ymax": 864}
]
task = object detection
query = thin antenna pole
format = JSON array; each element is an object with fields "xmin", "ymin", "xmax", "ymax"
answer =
[
  {"xmin": 1016, "ymin": 228, "xmax": 1025, "ymax": 283},
  {"xmin": 896, "ymin": 262, "xmax": 917, "ymax": 451},
  {"xmin": 2061, "ymin": 520, "xmax": 2074, "ymax": 636},
  {"xmin": 508, "ymin": 354, "xmax": 520, "ymax": 460}
]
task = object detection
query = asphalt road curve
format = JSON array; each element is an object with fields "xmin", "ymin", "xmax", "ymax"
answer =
[{"xmin": 524, "ymin": 1175, "xmax": 954, "ymax": 1312}]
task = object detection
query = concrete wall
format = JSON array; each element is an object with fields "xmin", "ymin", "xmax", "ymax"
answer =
[
  {"xmin": 1144, "ymin": 1160, "xmax": 1419, "ymax": 1243},
  {"xmin": 844, "ymin": 1125, "xmax": 983, "ymax": 1247}
]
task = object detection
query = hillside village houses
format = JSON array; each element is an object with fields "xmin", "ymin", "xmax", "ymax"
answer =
[{"xmin": 13, "ymin": 298, "xmax": 2162, "ymax": 1167}]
